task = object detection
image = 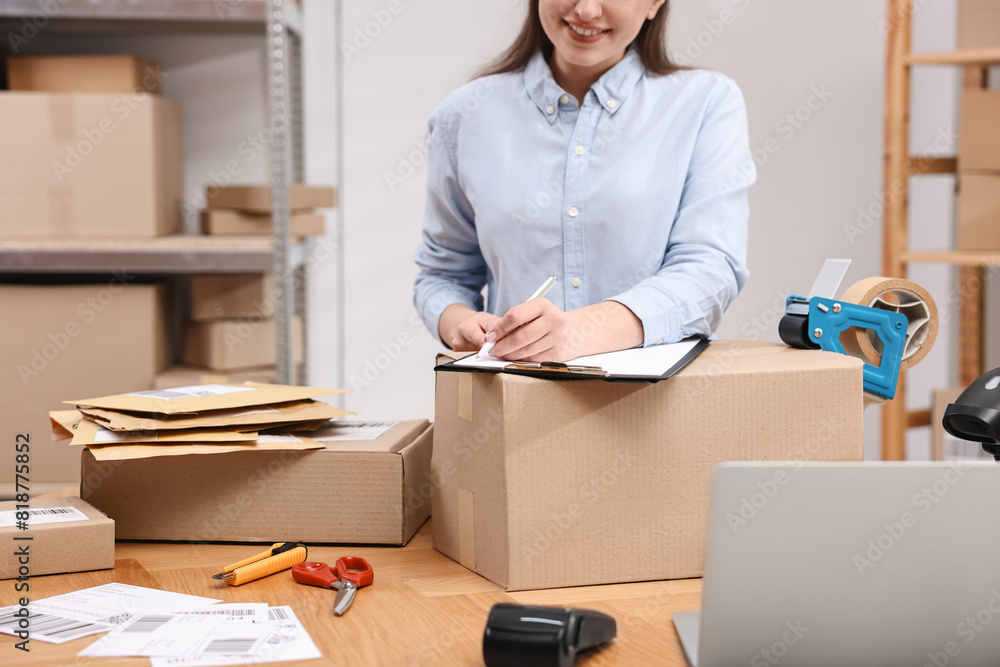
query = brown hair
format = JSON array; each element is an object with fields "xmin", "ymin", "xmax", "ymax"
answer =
[{"xmin": 477, "ymin": 0, "xmax": 680, "ymax": 79}]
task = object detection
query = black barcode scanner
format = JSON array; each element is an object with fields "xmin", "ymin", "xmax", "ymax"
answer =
[
  {"xmin": 943, "ymin": 367, "xmax": 1000, "ymax": 460},
  {"xmin": 482, "ymin": 603, "xmax": 617, "ymax": 667}
]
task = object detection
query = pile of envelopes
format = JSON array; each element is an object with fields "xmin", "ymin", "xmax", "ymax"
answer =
[{"xmin": 50, "ymin": 382, "xmax": 350, "ymax": 461}]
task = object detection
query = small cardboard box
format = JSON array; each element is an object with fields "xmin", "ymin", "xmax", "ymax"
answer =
[
  {"xmin": 959, "ymin": 89, "xmax": 1000, "ymax": 172},
  {"xmin": 81, "ymin": 420, "xmax": 433, "ymax": 545},
  {"xmin": 0, "ymin": 496, "xmax": 114, "ymax": 579},
  {"xmin": 0, "ymin": 284, "xmax": 168, "ymax": 484},
  {"xmin": 7, "ymin": 55, "xmax": 162, "ymax": 94},
  {"xmin": 958, "ymin": 172, "xmax": 1000, "ymax": 250},
  {"xmin": 958, "ymin": 0, "xmax": 1000, "ymax": 49},
  {"xmin": 190, "ymin": 273, "xmax": 275, "ymax": 321},
  {"xmin": 432, "ymin": 340, "xmax": 864, "ymax": 591},
  {"xmin": 206, "ymin": 185, "xmax": 336, "ymax": 213},
  {"xmin": 201, "ymin": 209, "xmax": 325, "ymax": 237},
  {"xmin": 0, "ymin": 92, "xmax": 182, "ymax": 236},
  {"xmin": 182, "ymin": 316, "xmax": 302, "ymax": 371},
  {"xmin": 154, "ymin": 364, "xmax": 277, "ymax": 390}
]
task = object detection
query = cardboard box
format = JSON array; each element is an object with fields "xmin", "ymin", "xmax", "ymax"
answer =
[
  {"xmin": 7, "ymin": 55, "xmax": 162, "ymax": 94},
  {"xmin": 206, "ymin": 185, "xmax": 336, "ymax": 213},
  {"xmin": 958, "ymin": 0, "xmax": 1000, "ymax": 49},
  {"xmin": 155, "ymin": 364, "xmax": 277, "ymax": 390},
  {"xmin": 182, "ymin": 316, "xmax": 302, "ymax": 371},
  {"xmin": 190, "ymin": 273, "xmax": 275, "ymax": 321},
  {"xmin": 0, "ymin": 284, "xmax": 168, "ymax": 484},
  {"xmin": 81, "ymin": 420, "xmax": 433, "ymax": 544},
  {"xmin": 958, "ymin": 172, "xmax": 1000, "ymax": 250},
  {"xmin": 201, "ymin": 209, "xmax": 325, "ymax": 237},
  {"xmin": 0, "ymin": 92, "xmax": 182, "ymax": 236},
  {"xmin": 1, "ymin": 496, "xmax": 114, "ymax": 579},
  {"xmin": 431, "ymin": 340, "xmax": 864, "ymax": 591},
  {"xmin": 959, "ymin": 89, "xmax": 1000, "ymax": 172}
]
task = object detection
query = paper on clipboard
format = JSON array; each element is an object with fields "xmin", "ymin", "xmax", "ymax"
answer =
[{"xmin": 446, "ymin": 338, "xmax": 707, "ymax": 381}]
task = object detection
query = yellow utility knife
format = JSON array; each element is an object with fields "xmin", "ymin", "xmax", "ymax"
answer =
[{"xmin": 212, "ymin": 542, "xmax": 307, "ymax": 586}]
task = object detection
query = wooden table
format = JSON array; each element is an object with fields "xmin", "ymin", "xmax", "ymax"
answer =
[{"xmin": 1, "ymin": 520, "xmax": 702, "ymax": 666}]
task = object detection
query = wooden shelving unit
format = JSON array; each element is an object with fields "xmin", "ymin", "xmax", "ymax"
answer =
[{"xmin": 882, "ymin": 0, "xmax": 997, "ymax": 459}]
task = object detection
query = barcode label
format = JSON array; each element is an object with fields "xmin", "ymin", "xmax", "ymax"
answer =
[
  {"xmin": 310, "ymin": 420, "xmax": 398, "ymax": 442},
  {"xmin": 945, "ymin": 436, "xmax": 994, "ymax": 461},
  {"xmin": 186, "ymin": 609, "xmax": 255, "ymax": 616},
  {"xmin": 0, "ymin": 611, "xmax": 111, "ymax": 643},
  {"xmin": 267, "ymin": 607, "xmax": 289, "ymax": 621},
  {"xmin": 0, "ymin": 505, "xmax": 90, "ymax": 527},
  {"xmin": 122, "ymin": 615, "xmax": 173, "ymax": 633},
  {"xmin": 204, "ymin": 638, "xmax": 257, "ymax": 653},
  {"xmin": 125, "ymin": 385, "xmax": 254, "ymax": 400}
]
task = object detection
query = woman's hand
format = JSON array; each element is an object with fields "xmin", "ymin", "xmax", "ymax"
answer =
[
  {"xmin": 486, "ymin": 300, "xmax": 644, "ymax": 362},
  {"xmin": 439, "ymin": 304, "xmax": 499, "ymax": 351}
]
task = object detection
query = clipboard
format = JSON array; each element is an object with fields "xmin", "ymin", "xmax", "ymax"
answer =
[{"xmin": 434, "ymin": 337, "xmax": 709, "ymax": 383}]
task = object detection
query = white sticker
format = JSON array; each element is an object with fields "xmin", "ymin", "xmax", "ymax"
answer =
[
  {"xmin": 310, "ymin": 421, "xmax": 398, "ymax": 442},
  {"xmin": 255, "ymin": 435, "xmax": 303, "ymax": 444},
  {"xmin": 124, "ymin": 385, "xmax": 255, "ymax": 400},
  {"xmin": 0, "ymin": 506, "xmax": 90, "ymax": 527},
  {"xmin": 94, "ymin": 426, "xmax": 159, "ymax": 443}
]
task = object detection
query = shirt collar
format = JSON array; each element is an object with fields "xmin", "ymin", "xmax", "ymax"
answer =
[{"xmin": 525, "ymin": 47, "xmax": 645, "ymax": 124}]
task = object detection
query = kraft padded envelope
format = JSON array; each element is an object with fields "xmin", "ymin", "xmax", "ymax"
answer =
[
  {"xmin": 69, "ymin": 417, "xmax": 257, "ymax": 447},
  {"xmin": 78, "ymin": 399, "xmax": 350, "ymax": 432}
]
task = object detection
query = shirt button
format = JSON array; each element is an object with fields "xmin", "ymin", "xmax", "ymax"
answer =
[
  {"xmin": 559, "ymin": 94, "xmax": 569, "ymax": 104},
  {"xmin": 546, "ymin": 105, "xmax": 555, "ymax": 115},
  {"xmin": 568, "ymin": 207, "xmax": 579, "ymax": 217},
  {"xmin": 574, "ymin": 146, "xmax": 584, "ymax": 156},
  {"xmin": 607, "ymin": 99, "xmax": 616, "ymax": 108},
  {"xmin": 572, "ymin": 277, "xmax": 582, "ymax": 288}
]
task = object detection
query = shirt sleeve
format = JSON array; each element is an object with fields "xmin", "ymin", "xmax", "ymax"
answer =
[
  {"xmin": 412, "ymin": 106, "xmax": 488, "ymax": 340},
  {"xmin": 607, "ymin": 76, "xmax": 754, "ymax": 346}
]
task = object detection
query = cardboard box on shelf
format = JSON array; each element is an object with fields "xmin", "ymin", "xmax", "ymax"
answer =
[
  {"xmin": 182, "ymin": 316, "xmax": 302, "ymax": 371},
  {"xmin": 0, "ymin": 496, "xmax": 114, "ymax": 579},
  {"xmin": 959, "ymin": 89, "xmax": 1000, "ymax": 172},
  {"xmin": 190, "ymin": 273, "xmax": 275, "ymax": 321},
  {"xmin": 81, "ymin": 420, "xmax": 432, "ymax": 545},
  {"xmin": 431, "ymin": 340, "xmax": 865, "ymax": 591},
  {"xmin": 958, "ymin": 0, "xmax": 1000, "ymax": 49},
  {"xmin": 7, "ymin": 55, "xmax": 162, "ymax": 94},
  {"xmin": 0, "ymin": 283, "xmax": 168, "ymax": 485},
  {"xmin": 206, "ymin": 185, "xmax": 336, "ymax": 213},
  {"xmin": 958, "ymin": 173, "xmax": 1000, "ymax": 251},
  {"xmin": 201, "ymin": 209, "xmax": 325, "ymax": 237},
  {"xmin": 154, "ymin": 364, "xmax": 277, "ymax": 390},
  {"xmin": 0, "ymin": 92, "xmax": 182, "ymax": 237}
]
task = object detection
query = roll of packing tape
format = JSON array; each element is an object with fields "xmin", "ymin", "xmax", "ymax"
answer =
[{"xmin": 839, "ymin": 277, "xmax": 938, "ymax": 370}]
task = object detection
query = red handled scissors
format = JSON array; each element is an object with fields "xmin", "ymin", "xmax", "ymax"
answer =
[{"xmin": 292, "ymin": 557, "xmax": 374, "ymax": 616}]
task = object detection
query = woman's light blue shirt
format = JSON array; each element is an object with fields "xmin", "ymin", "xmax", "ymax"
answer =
[{"xmin": 413, "ymin": 48, "xmax": 755, "ymax": 346}]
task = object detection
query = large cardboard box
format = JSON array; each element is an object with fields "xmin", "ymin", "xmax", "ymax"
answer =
[
  {"xmin": 201, "ymin": 209, "xmax": 325, "ymax": 237},
  {"xmin": 0, "ymin": 496, "xmax": 114, "ymax": 579},
  {"xmin": 958, "ymin": 172, "xmax": 1000, "ymax": 250},
  {"xmin": 958, "ymin": 0, "xmax": 1000, "ymax": 49},
  {"xmin": 154, "ymin": 364, "xmax": 277, "ymax": 390},
  {"xmin": 206, "ymin": 185, "xmax": 336, "ymax": 213},
  {"xmin": 7, "ymin": 55, "xmax": 162, "ymax": 94},
  {"xmin": 182, "ymin": 316, "xmax": 302, "ymax": 371},
  {"xmin": 0, "ymin": 284, "xmax": 168, "ymax": 485},
  {"xmin": 432, "ymin": 340, "xmax": 864, "ymax": 591},
  {"xmin": 81, "ymin": 420, "xmax": 433, "ymax": 545},
  {"xmin": 190, "ymin": 273, "xmax": 275, "ymax": 321},
  {"xmin": 0, "ymin": 92, "xmax": 182, "ymax": 236},
  {"xmin": 959, "ymin": 89, "xmax": 1000, "ymax": 172}
]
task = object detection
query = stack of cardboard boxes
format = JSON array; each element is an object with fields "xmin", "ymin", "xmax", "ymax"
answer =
[
  {"xmin": 200, "ymin": 184, "xmax": 334, "ymax": 239},
  {"xmin": 956, "ymin": 1, "xmax": 1000, "ymax": 250},
  {"xmin": 1, "ymin": 54, "xmax": 179, "ymax": 485}
]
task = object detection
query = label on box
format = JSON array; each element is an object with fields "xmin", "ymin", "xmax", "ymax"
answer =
[
  {"xmin": 311, "ymin": 421, "xmax": 398, "ymax": 442},
  {"xmin": 94, "ymin": 426, "xmax": 159, "ymax": 443},
  {"xmin": 125, "ymin": 385, "xmax": 255, "ymax": 400},
  {"xmin": 0, "ymin": 506, "xmax": 89, "ymax": 527}
]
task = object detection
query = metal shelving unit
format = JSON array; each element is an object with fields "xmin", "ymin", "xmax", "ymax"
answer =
[
  {"xmin": 0, "ymin": 0, "xmax": 307, "ymax": 384},
  {"xmin": 881, "ymin": 0, "xmax": 1000, "ymax": 459}
]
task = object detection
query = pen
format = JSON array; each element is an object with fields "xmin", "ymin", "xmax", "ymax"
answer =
[{"xmin": 477, "ymin": 276, "xmax": 558, "ymax": 359}]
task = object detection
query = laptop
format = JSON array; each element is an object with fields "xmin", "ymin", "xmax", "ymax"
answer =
[{"xmin": 675, "ymin": 462, "xmax": 1000, "ymax": 667}]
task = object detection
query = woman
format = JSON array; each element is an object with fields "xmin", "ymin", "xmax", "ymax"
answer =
[{"xmin": 413, "ymin": 0, "xmax": 754, "ymax": 362}]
